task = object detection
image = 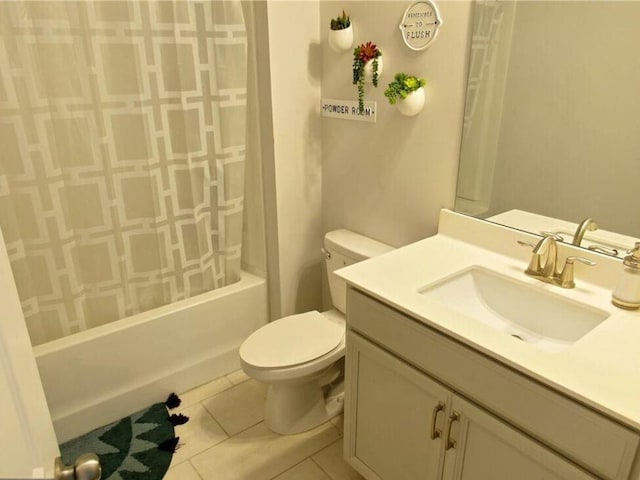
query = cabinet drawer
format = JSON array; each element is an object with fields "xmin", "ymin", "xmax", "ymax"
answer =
[{"xmin": 347, "ymin": 287, "xmax": 639, "ymax": 480}]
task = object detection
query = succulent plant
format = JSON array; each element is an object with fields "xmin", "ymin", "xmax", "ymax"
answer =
[
  {"xmin": 330, "ymin": 10, "xmax": 351, "ymax": 30},
  {"xmin": 384, "ymin": 72, "xmax": 426, "ymax": 104},
  {"xmin": 352, "ymin": 42, "xmax": 382, "ymax": 113}
]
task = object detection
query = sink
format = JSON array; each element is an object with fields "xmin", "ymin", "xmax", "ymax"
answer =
[{"xmin": 419, "ymin": 267, "xmax": 609, "ymax": 352}]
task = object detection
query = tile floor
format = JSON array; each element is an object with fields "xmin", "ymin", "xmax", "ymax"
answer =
[{"xmin": 163, "ymin": 370, "xmax": 364, "ymax": 480}]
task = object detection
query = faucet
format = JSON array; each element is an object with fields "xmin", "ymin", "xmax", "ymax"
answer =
[
  {"xmin": 521, "ymin": 234, "xmax": 560, "ymax": 279},
  {"xmin": 518, "ymin": 233, "xmax": 596, "ymax": 288},
  {"xmin": 572, "ymin": 218, "xmax": 598, "ymax": 246}
]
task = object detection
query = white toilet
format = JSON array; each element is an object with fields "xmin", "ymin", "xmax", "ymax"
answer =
[{"xmin": 239, "ymin": 229, "xmax": 393, "ymax": 434}]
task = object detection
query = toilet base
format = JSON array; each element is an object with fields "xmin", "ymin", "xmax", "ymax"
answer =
[{"xmin": 264, "ymin": 375, "xmax": 344, "ymax": 435}]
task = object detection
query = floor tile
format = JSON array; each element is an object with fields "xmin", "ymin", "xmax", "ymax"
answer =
[
  {"xmin": 201, "ymin": 379, "xmax": 267, "ymax": 436},
  {"xmin": 330, "ymin": 414, "xmax": 344, "ymax": 434},
  {"xmin": 164, "ymin": 460, "xmax": 202, "ymax": 480},
  {"xmin": 190, "ymin": 421, "xmax": 340, "ymax": 480},
  {"xmin": 226, "ymin": 369, "xmax": 250, "ymax": 385},
  {"xmin": 273, "ymin": 459, "xmax": 332, "ymax": 480},
  {"xmin": 312, "ymin": 439, "xmax": 364, "ymax": 480},
  {"xmin": 170, "ymin": 403, "xmax": 228, "ymax": 467},
  {"xmin": 178, "ymin": 376, "xmax": 233, "ymax": 409}
]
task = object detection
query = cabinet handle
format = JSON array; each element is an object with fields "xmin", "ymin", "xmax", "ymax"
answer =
[
  {"xmin": 445, "ymin": 411, "xmax": 460, "ymax": 450},
  {"xmin": 430, "ymin": 402, "xmax": 445, "ymax": 439}
]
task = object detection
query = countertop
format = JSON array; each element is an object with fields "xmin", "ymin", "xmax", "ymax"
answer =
[{"xmin": 336, "ymin": 210, "xmax": 640, "ymax": 431}]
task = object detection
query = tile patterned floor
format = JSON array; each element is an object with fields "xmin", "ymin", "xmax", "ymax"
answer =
[{"xmin": 164, "ymin": 371, "xmax": 364, "ymax": 480}]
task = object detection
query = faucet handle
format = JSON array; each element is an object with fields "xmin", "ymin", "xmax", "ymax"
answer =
[
  {"xmin": 587, "ymin": 245, "xmax": 619, "ymax": 257},
  {"xmin": 517, "ymin": 240, "xmax": 543, "ymax": 274},
  {"xmin": 517, "ymin": 240, "xmax": 537, "ymax": 249},
  {"xmin": 557, "ymin": 256, "xmax": 596, "ymax": 288},
  {"xmin": 540, "ymin": 231, "xmax": 564, "ymax": 242}
]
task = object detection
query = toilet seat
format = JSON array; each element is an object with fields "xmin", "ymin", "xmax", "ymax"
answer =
[{"xmin": 240, "ymin": 311, "xmax": 344, "ymax": 369}]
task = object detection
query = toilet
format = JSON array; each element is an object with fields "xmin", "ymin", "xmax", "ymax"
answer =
[{"xmin": 239, "ymin": 229, "xmax": 393, "ymax": 434}]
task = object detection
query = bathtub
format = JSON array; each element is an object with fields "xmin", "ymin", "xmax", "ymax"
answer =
[{"xmin": 34, "ymin": 272, "xmax": 268, "ymax": 443}]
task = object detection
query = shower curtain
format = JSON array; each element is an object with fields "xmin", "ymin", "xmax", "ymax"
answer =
[{"xmin": 0, "ymin": 1, "xmax": 248, "ymax": 345}]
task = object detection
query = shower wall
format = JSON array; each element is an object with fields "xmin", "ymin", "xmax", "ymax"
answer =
[{"xmin": 0, "ymin": 1, "xmax": 251, "ymax": 344}]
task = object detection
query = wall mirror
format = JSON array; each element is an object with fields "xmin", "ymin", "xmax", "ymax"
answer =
[{"xmin": 455, "ymin": 1, "xmax": 640, "ymax": 257}]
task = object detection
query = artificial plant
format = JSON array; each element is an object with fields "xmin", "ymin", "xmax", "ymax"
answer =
[
  {"xmin": 352, "ymin": 42, "xmax": 381, "ymax": 113},
  {"xmin": 330, "ymin": 10, "xmax": 350, "ymax": 30},
  {"xmin": 384, "ymin": 73, "xmax": 426, "ymax": 104}
]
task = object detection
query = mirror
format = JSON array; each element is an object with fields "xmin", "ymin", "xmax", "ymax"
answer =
[{"xmin": 454, "ymin": 1, "xmax": 640, "ymax": 256}]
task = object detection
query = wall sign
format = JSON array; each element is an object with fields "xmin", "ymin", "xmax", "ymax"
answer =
[
  {"xmin": 399, "ymin": 1, "xmax": 442, "ymax": 51},
  {"xmin": 321, "ymin": 99, "xmax": 377, "ymax": 123}
]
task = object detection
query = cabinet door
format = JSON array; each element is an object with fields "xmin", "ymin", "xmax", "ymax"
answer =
[
  {"xmin": 345, "ymin": 332, "xmax": 450, "ymax": 480},
  {"xmin": 442, "ymin": 396, "xmax": 597, "ymax": 480}
]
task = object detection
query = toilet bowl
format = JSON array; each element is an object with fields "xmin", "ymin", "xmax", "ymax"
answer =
[
  {"xmin": 240, "ymin": 309, "xmax": 346, "ymax": 434},
  {"xmin": 239, "ymin": 229, "xmax": 393, "ymax": 435}
]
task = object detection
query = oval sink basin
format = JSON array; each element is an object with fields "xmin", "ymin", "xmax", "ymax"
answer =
[{"xmin": 419, "ymin": 267, "xmax": 609, "ymax": 352}]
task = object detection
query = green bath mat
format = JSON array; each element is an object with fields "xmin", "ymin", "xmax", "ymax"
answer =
[{"xmin": 60, "ymin": 394, "xmax": 188, "ymax": 480}]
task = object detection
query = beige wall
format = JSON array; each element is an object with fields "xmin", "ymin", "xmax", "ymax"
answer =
[
  {"xmin": 265, "ymin": 1, "xmax": 324, "ymax": 317},
  {"xmin": 321, "ymin": 1, "xmax": 472, "ymax": 248},
  {"xmin": 259, "ymin": 1, "xmax": 472, "ymax": 317}
]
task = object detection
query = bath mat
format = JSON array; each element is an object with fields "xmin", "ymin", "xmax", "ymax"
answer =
[{"xmin": 60, "ymin": 394, "xmax": 188, "ymax": 480}]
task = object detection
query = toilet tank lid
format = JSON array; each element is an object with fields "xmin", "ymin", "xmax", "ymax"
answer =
[{"xmin": 324, "ymin": 229, "xmax": 394, "ymax": 260}]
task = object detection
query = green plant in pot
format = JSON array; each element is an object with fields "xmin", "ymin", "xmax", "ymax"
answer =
[
  {"xmin": 352, "ymin": 42, "xmax": 382, "ymax": 113},
  {"xmin": 330, "ymin": 10, "xmax": 350, "ymax": 30},
  {"xmin": 384, "ymin": 72, "xmax": 426, "ymax": 116},
  {"xmin": 329, "ymin": 10, "xmax": 353, "ymax": 52}
]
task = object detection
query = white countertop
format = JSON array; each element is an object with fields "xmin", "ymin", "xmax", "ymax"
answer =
[{"xmin": 337, "ymin": 210, "xmax": 640, "ymax": 431}]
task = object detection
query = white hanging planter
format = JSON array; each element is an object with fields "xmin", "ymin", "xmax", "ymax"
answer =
[
  {"xmin": 328, "ymin": 25, "xmax": 353, "ymax": 53},
  {"xmin": 397, "ymin": 87, "xmax": 425, "ymax": 116},
  {"xmin": 363, "ymin": 55, "xmax": 383, "ymax": 84}
]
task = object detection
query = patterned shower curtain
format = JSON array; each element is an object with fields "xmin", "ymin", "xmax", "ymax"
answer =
[{"xmin": 0, "ymin": 1, "xmax": 248, "ymax": 345}]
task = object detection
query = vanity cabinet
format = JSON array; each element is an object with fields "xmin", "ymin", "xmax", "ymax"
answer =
[
  {"xmin": 347, "ymin": 332, "xmax": 449, "ymax": 479},
  {"xmin": 344, "ymin": 288, "xmax": 640, "ymax": 480}
]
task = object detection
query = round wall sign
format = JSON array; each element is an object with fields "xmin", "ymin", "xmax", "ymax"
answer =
[{"xmin": 399, "ymin": 1, "xmax": 442, "ymax": 51}]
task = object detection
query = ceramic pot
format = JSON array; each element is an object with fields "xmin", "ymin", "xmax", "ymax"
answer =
[
  {"xmin": 397, "ymin": 87, "xmax": 425, "ymax": 116},
  {"xmin": 363, "ymin": 56, "xmax": 383, "ymax": 84},
  {"xmin": 328, "ymin": 25, "xmax": 353, "ymax": 53}
]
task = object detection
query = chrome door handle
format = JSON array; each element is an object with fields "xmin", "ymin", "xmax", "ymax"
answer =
[
  {"xmin": 445, "ymin": 411, "xmax": 460, "ymax": 450},
  {"xmin": 430, "ymin": 402, "xmax": 445, "ymax": 439}
]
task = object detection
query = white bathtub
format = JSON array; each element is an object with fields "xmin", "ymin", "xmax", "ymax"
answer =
[{"xmin": 34, "ymin": 272, "xmax": 268, "ymax": 443}]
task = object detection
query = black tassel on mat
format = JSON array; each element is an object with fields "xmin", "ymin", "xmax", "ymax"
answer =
[
  {"xmin": 165, "ymin": 393, "xmax": 181, "ymax": 409},
  {"xmin": 170, "ymin": 413, "xmax": 189, "ymax": 426},
  {"xmin": 158, "ymin": 436, "xmax": 180, "ymax": 453}
]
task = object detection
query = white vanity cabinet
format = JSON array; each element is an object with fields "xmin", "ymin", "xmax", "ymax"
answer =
[
  {"xmin": 344, "ymin": 288, "xmax": 640, "ymax": 480},
  {"xmin": 346, "ymin": 332, "xmax": 450, "ymax": 479}
]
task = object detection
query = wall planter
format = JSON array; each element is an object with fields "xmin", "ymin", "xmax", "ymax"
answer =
[
  {"xmin": 329, "ymin": 11, "xmax": 353, "ymax": 53},
  {"xmin": 384, "ymin": 73, "xmax": 426, "ymax": 116},
  {"xmin": 397, "ymin": 88, "xmax": 425, "ymax": 116},
  {"xmin": 363, "ymin": 55, "xmax": 384, "ymax": 84},
  {"xmin": 353, "ymin": 42, "xmax": 383, "ymax": 113}
]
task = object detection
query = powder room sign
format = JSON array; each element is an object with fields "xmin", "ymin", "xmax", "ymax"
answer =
[
  {"xmin": 321, "ymin": 99, "xmax": 377, "ymax": 123},
  {"xmin": 399, "ymin": 1, "xmax": 442, "ymax": 51}
]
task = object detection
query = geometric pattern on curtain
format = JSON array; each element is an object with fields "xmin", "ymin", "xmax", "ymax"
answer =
[{"xmin": 0, "ymin": 1, "xmax": 247, "ymax": 345}]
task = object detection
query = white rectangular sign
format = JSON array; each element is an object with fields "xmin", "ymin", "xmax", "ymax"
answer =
[{"xmin": 321, "ymin": 99, "xmax": 377, "ymax": 123}]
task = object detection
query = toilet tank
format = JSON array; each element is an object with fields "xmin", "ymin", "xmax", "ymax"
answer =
[{"xmin": 324, "ymin": 229, "xmax": 394, "ymax": 313}]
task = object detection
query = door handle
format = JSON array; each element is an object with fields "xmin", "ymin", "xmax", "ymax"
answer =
[
  {"xmin": 54, "ymin": 453, "xmax": 101, "ymax": 480},
  {"xmin": 430, "ymin": 402, "xmax": 445, "ymax": 439},
  {"xmin": 445, "ymin": 411, "xmax": 460, "ymax": 450}
]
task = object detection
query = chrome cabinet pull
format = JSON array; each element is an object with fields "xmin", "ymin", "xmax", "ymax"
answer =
[
  {"xmin": 445, "ymin": 411, "xmax": 460, "ymax": 450},
  {"xmin": 430, "ymin": 402, "xmax": 445, "ymax": 439}
]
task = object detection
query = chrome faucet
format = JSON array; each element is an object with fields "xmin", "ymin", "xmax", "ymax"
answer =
[
  {"xmin": 518, "ymin": 233, "xmax": 596, "ymax": 288},
  {"xmin": 572, "ymin": 217, "xmax": 598, "ymax": 246}
]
